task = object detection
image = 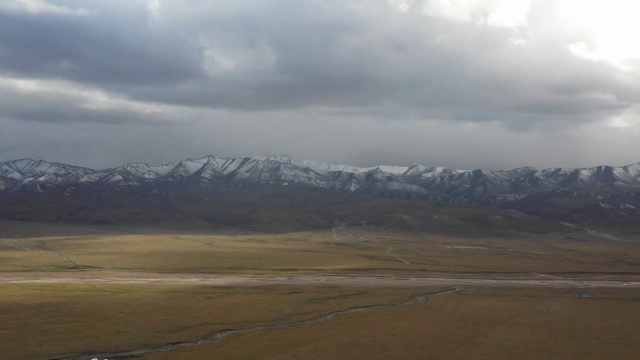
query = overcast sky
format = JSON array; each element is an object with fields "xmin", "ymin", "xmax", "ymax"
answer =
[{"xmin": 1, "ymin": 0, "xmax": 640, "ymax": 170}]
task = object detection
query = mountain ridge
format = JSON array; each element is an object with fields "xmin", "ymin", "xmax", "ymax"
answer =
[
  {"xmin": 2, "ymin": 156, "xmax": 640, "ymax": 201},
  {"xmin": 2, "ymin": 155, "xmax": 640, "ymax": 230}
]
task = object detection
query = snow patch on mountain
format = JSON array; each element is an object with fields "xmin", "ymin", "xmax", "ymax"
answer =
[
  {"xmin": 0, "ymin": 159, "xmax": 94, "ymax": 184},
  {"xmin": 3, "ymin": 156, "xmax": 640, "ymax": 205}
]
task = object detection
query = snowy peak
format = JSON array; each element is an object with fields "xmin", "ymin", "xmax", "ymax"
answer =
[
  {"xmin": 371, "ymin": 165, "xmax": 409, "ymax": 176},
  {"xmin": 0, "ymin": 158, "xmax": 94, "ymax": 184},
  {"xmin": 2, "ymin": 156, "xmax": 640, "ymax": 205},
  {"xmin": 255, "ymin": 155, "xmax": 408, "ymax": 175}
]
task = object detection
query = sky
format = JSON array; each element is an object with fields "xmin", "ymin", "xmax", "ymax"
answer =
[{"xmin": 1, "ymin": 0, "xmax": 640, "ymax": 170}]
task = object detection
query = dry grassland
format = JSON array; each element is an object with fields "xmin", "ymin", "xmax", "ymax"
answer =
[
  {"xmin": 148, "ymin": 287, "xmax": 640, "ymax": 360},
  {"xmin": 1, "ymin": 222, "xmax": 639, "ymax": 359},
  {"xmin": 1, "ymin": 226, "xmax": 639, "ymax": 278},
  {"xmin": 0, "ymin": 283, "xmax": 418, "ymax": 360}
]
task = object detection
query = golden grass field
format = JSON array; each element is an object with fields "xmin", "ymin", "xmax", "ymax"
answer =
[
  {"xmin": 0, "ymin": 220, "xmax": 639, "ymax": 359},
  {"xmin": 0, "ymin": 283, "xmax": 422, "ymax": 360},
  {"xmin": 148, "ymin": 287, "xmax": 640, "ymax": 360}
]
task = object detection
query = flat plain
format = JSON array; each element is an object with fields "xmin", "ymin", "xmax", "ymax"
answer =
[{"xmin": 1, "ymin": 220, "xmax": 639, "ymax": 359}]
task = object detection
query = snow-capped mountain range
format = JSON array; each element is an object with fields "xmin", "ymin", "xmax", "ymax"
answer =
[{"xmin": 2, "ymin": 155, "xmax": 640, "ymax": 204}]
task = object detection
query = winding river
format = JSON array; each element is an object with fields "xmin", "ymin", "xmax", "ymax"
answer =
[{"xmin": 56, "ymin": 288, "xmax": 461, "ymax": 360}]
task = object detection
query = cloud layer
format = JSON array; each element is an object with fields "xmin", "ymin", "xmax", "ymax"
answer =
[{"xmin": 1, "ymin": 0, "xmax": 640, "ymax": 169}]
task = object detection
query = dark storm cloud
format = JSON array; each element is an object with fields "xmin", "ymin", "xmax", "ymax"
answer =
[
  {"xmin": 0, "ymin": 2, "xmax": 203, "ymax": 86},
  {"xmin": 1, "ymin": 0, "xmax": 640, "ymax": 169},
  {"xmin": 125, "ymin": 0, "xmax": 640, "ymax": 127},
  {"xmin": 1, "ymin": 0, "xmax": 637, "ymax": 125}
]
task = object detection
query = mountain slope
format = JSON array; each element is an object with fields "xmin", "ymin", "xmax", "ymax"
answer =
[
  {"xmin": 3, "ymin": 155, "xmax": 640, "ymax": 201},
  {"xmin": 1, "ymin": 155, "xmax": 640, "ymax": 228},
  {"xmin": 0, "ymin": 159, "xmax": 95, "ymax": 191}
]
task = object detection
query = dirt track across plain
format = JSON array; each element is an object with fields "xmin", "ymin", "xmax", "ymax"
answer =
[{"xmin": 1, "ymin": 273, "xmax": 638, "ymax": 288}]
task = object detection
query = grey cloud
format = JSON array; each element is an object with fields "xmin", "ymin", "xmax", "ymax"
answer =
[
  {"xmin": 1, "ymin": 1, "xmax": 640, "ymax": 169},
  {"xmin": 129, "ymin": 1, "xmax": 638, "ymax": 126},
  {"xmin": 0, "ymin": 3, "xmax": 203, "ymax": 86},
  {"xmin": 3, "ymin": 111, "xmax": 640, "ymax": 171},
  {"xmin": 0, "ymin": 117, "xmax": 190, "ymax": 168},
  {"xmin": 2, "ymin": 0, "xmax": 637, "ymax": 127},
  {"xmin": 0, "ymin": 77, "xmax": 182, "ymax": 124}
]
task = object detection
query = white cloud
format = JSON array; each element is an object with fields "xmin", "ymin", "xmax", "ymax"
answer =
[
  {"xmin": 0, "ymin": 0, "xmax": 89, "ymax": 15},
  {"xmin": 485, "ymin": 0, "xmax": 530, "ymax": 28},
  {"xmin": 147, "ymin": 0, "xmax": 160, "ymax": 20},
  {"xmin": 558, "ymin": 0, "xmax": 640, "ymax": 66},
  {"xmin": 388, "ymin": 0, "xmax": 413, "ymax": 13},
  {"xmin": 0, "ymin": 76, "xmax": 173, "ymax": 121},
  {"xmin": 147, "ymin": 0, "xmax": 161, "ymax": 23},
  {"xmin": 422, "ymin": 0, "xmax": 530, "ymax": 28},
  {"xmin": 195, "ymin": 37, "xmax": 278, "ymax": 76},
  {"xmin": 605, "ymin": 105, "xmax": 640, "ymax": 129}
]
